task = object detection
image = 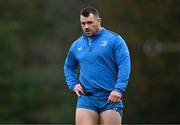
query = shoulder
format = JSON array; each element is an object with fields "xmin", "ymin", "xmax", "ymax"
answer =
[
  {"xmin": 103, "ymin": 27, "xmax": 117, "ymax": 36},
  {"xmin": 103, "ymin": 28, "xmax": 126, "ymax": 46},
  {"xmin": 70, "ymin": 36, "xmax": 84, "ymax": 50}
]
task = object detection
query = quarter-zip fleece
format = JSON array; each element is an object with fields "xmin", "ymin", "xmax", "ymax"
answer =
[{"xmin": 64, "ymin": 27, "xmax": 131, "ymax": 95}]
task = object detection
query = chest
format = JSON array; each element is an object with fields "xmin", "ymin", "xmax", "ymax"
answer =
[{"xmin": 75, "ymin": 40, "xmax": 114, "ymax": 64}]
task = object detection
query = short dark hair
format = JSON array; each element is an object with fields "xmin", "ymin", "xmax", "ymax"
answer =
[{"xmin": 80, "ymin": 6, "xmax": 99, "ymax": 17}]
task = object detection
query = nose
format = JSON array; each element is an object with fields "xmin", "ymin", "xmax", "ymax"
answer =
[{"xmin": 84, "ymin": 24, "xmax": 89, "ymax": 29}]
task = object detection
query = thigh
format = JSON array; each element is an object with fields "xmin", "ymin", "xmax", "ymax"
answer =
[
  {"xmin": 100, "ymin": 109, "xmax": 122, "ymax": 125},
  {"xmin": 76, "ymin": 108, "xmax": 99, "ymax": 125}
]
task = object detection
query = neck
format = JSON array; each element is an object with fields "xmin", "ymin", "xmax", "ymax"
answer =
[{"xmin": 96, "ymin": 26, "xmax": 102, "ymax": 33}]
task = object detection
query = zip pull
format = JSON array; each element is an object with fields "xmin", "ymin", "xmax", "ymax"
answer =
[{"xmin": 88, "ymin": 37, "xmax": 92, "ymax": 46}]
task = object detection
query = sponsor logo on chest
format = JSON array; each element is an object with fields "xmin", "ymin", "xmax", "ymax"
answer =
[{"xmin": 77, "ymin": 46, "xmax": 82, "ymax": 51}]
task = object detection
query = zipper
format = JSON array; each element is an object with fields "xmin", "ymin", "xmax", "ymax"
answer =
[{"xmin": 87, "ymin": 37, "xmax": 93, "ymax": 52}]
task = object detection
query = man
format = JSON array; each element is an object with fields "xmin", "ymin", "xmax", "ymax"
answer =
[{"xmin": 64, "ymin": 6, "xmax": 131, "ymax": 125}]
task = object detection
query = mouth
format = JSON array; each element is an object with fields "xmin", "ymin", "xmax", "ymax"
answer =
[
  {"xmin": 84, "ymin": 29, "xmax": 93, "ymax": 36},
  {"xmin": 85, "ymin": 29, "xmax": 92, "ymax": 33},
  {"xmin": 85, "ymin": 30, "xmax": 90, "ymax": 32}
]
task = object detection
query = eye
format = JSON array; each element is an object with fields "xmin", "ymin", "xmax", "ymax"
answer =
[
  {"xmin": 81, "ymin": 22, "xmax": 85, "ymax": 26},
  {"xmin": 87, "ymin": 21, "xmax": 93, "ymax": 24}
]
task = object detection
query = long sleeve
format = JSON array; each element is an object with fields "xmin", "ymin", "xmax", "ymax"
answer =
[
  {"xmin": 64, "ymin": 47, "xmax": 78, "ymax": 92},
  {"xmin": 114, "ymin": 36, "xmax": 131, "ymax": 94}
]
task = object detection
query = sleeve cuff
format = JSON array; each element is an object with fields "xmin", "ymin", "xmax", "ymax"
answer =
[
  {"xmin": 70, "ymin": 84, "xmax": 76, "ymax": 92},
  {"xmin": 114, "ymin": 88, "xmax": 124, "ymax": 95}
]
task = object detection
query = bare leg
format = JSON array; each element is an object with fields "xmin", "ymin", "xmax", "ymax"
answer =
[
  {"xmin": 76, "ymin": 108, "xmax": 99, "ymax": 125},
  {"xmin": 100, "ymin": 110, "xmax": 122, "ymax": 125}
]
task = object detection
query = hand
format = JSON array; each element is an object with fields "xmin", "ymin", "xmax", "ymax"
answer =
[
  {"xmin": 74, "ymin": 83, "xmax": 85, "ymax": 96},
  {"xmin": 108, "ymin": 90, "xmax": 122, "ymax": 104}
]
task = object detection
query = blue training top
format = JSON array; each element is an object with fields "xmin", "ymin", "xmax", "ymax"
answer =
[{"xmin": 64, "ymin": 27, "xmax": 131, "ymax": 95}]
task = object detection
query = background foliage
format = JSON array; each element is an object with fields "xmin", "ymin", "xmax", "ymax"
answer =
[{"xmin": 0, "ymin": 0, "xmax": 179, "ymax": 124}]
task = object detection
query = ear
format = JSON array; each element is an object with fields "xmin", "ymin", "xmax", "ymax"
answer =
[{"xmin": 98, "ymin": 18, "xmax": 102, "ymax": 23}]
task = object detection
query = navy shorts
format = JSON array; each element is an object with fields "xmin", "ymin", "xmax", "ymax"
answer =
[{"xmin": 76, "ymin": 92, "xmax": 123, "ymax": 116}]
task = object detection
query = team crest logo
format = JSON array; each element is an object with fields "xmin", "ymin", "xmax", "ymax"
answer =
[{"xmin": 100, "ymin": 40, "xmax": 108, "ymax": 47}]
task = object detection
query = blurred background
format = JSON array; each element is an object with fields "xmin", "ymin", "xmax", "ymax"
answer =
[{"xmin": 0, "ymin": 0, "xmax": 179, "ymax": 124}]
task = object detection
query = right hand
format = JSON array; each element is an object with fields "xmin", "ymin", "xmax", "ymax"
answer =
[{"xmin": 74, "ymin": 83, "xmax": 85, "ymax": 96}]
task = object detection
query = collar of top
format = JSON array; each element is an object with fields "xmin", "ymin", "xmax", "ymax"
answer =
[{"xmin": 82, "ymin": 27, "xmax": 105, "ymax": 39}]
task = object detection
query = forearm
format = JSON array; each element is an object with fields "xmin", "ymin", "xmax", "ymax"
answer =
[
  {"xmin": 114, "ymin": 54, "xmax": 131, "ymax": 94},
  {"xmin": 64, "ymin": 65, "xmax": 78, "ymax": 92}
]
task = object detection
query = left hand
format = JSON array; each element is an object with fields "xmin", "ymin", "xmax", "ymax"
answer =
[{"xmin": 108, "ymin": 90, "xmax": 122, "ymax": 104}]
